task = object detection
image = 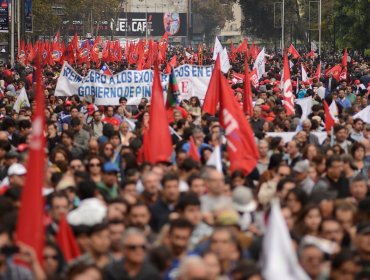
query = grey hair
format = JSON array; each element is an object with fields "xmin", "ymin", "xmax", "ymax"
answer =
[
  {"xmin": 177, "ymin": 256, "xmax": 206, "ymax": 279},
  {"xmin": 121, "ymin": 227, "xmax": 146, "ymax": 245}
]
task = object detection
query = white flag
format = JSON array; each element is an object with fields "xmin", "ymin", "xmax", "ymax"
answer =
[
  {"xmin": 353, "ymin": 105, "xmax": 370, "ymax": 124},
  {"xmin": 329, "ymin": 100, "xmax": 339, "ymax": 121},
  {"xmin": 220, "ymin": 48, "xmax": 231, "ymax": 74},
  {"xmin": 206, "ymin": 146, "xmax": 223, "ymax": 173},
  {"xmin": 262, "ymin": 200, "xmax": 310, "ymax": 280},
  {"xmin": 212, "ymin": 36, "xmax": 223, "ymax": 60},
  {"xmin": 311, "ymin": 41, "xmax": 318, "ymax": 52},
  {"xmin": 295, "ymin": 96, "xmax": 312, "ymax": 121},
  {"xmin": 301, "ymin": 65, "xmax": 308, "ymax": 82},
  {"xmin": 185, "ymin": 51, "xmax": 192, "ymax": 59},
  {"xmin": 253, "ymin": 47, "xmax": 265, "ymax": 79},
  {"xmin": 13, "ymin": 88, "xmax": 30, "ymax": 113}
]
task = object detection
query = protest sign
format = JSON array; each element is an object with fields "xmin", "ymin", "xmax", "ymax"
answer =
[{"xmin": 55, "ymin": 62, "xmax": 213, "ymax": 106}]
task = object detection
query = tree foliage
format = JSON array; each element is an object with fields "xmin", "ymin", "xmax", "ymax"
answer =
[
  {"xmin": 240, "ymin": 0, "xmax": 370, "ymax": 51},
  {"xmin": 192, "ymin": 0, "xmax": 236, "ymax": 43},
  {"xmin": 33, "ymin": 0, "xmax": 61, "ymax": 37}
]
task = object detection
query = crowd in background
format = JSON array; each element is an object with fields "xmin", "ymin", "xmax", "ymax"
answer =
[{"xmin": 0, "ymin": 45, "xmax": 368, "ymax": 280}]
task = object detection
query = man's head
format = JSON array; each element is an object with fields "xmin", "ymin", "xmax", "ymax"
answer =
[
  {"xmin": 335, "ymin": 125, "xmax": 348, "ymax": 143},
  {"xmin": 356, "ymin": 223, "xmax": 370, "ymax": 257},
  {"xmin": 353, "ymin": 118, "xmax": 364, "ymax": 133},
  {"xmin": 168, "ymin": 218, "xmax": 193, "ymax": 257},
  {"xmin": 299, "ymin": 244, "xmax": 324, "ymax": 279},
  {"xmin": 141, "ymin": 171, "xmax": 160, "ymax": 195},
  {"xmin": 176, "ymin": 193, "xmax": 202, "ymax": 226},
  {"xmin": 210, "ymin": 227, "xmax": 238, "ymax": 262},
  {"xmin": 326, "ymin": 155, "xmax": 343, "ymax": 181},
  {"xmin": 71, "ymin": 117, "xmax": 82, "ymax": 133},
  {"xmin": 302, "ymin": 119, "xmax": 312, "ymax": 133},
  {"xmin": 286, "ymin": 140, "xmax": 299, "ymax": 157},
  {"xmin": 177, "ymin": 256, "xmax": 208, "ymax": 280},
  {"xmin": 350, "ymin": 175, "xmax": 368, "ymax": 202},
  {"xmin": 108, "ymin": 220, "xmax": 125, "ymax": 253},
  {"xmin": 201, "ymin": 166, "xmax": 224, "ymax": 196},
  {"xmin": 161, "ymin": 173, "xmax": 180, "ymax": 204},
  {"xmin": 128, "ymin": 202, "xmax": 151, "ymax": 230},
  {"xmin": 253, "ymin": 106, "xmax": 262, "ymax": 118},
  {"xmin": 105, "ymin": 106, "xmax": 114, "ymax": 117},
  {"xmin": 87, "ymin": 223, "xmax": 110, "ymax": 256},
  {"xmin": 319, "ymin": 219, "xmax": 344, "ymax": 246},
  {"xmin": 122, "ymin": 228, "xmax": 147, "ymax": 265},
  {"xmin": 102, "ymin": 162, "xmax": 119, "ymax": 188},
  {"xmin": 49, "ymin": 192, "xmax": 70, "ymax": 223}
]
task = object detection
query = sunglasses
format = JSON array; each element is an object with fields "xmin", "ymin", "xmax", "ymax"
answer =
[
  {"xmin": 89, "ymin": 163, "xmax": 101, "ymax": 167},
  {"xmin": 124, "ymin": 244, "xmax": 146, "ymax": 251}
]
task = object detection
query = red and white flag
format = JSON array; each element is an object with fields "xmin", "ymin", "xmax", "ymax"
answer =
[
  {"xmin": 315, "ymin": 61, "xmax": 321, "ymax": 81},
  {"xmin": 324, "ymin": 100, "xmax": 336, "ymax": 132},
  {"xmin": 283, "ymin": 52, "xmax": 295, "ymax": 116},
  {"xmin": 288, "ymin": 44, "xmax": 300, "ymax": 59},
  {"xmin": 219, "ymin": 72, "xmax": 259, "ymax": 174},
  {"xmin": 301, "ymin": 64, "xmax": 308, "ymax": 82},
  {"xmin": 340, "ymin": 48, "xmax": 348, "ymax": 80}
]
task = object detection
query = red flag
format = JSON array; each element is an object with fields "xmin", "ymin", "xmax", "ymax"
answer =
[
  {"xmin": 16, "ymin": 54, "xmax": 45, "ymax": 264},
  {"xmin": 56, "ymin": 214, "xmax": 81, "ymax": 262},
  {"xmin": 288, "ymin": 44, "xmax": 300, "ymax": 59},
  {"xmin": 283, "ymin": 51, "xmax": 295, "ymax": 116},
  {"xmin": 249, "ymin": 42, "xmax": 260, "ymax": 59},
  {"xmin": 158, "ymin": 32, "xmax": 169, "ymax": 62},
  {"xmin": 202, "ymin": 55, "xmax": 221, "ymax": 115},
  {"xmin": 146, "ymin": 65, "xmax": 172, "ymax": 163},
  {"xmin": 90, "ymin": 36, "xmax": 101, "ymax": 64},
  {"xmin": 325, "ymin": 64, "xmax": 341, "ymax": 81},
  {"xmin": 243, "ymin": 56, "xmax": 253, "ymax": 116},
  {"xmin": 188, "ymin": 136, "xmax": 201, "ymax": 162},
  {"xmin": 166, "ymin": 55, "xmax": 177, "ymax": 73},
  {"xmin": 324, "ymin": 100, "xmax": 335, "ymax": 132},
  {"xmin": 27, "ymin": 43, "xmax": 35, "ymax": 63},
  {"xmin": 219, "ymin": 71, "xmax": 259, "ymax": 174},
  {"xmin": 305, "ymin": 50, "xmax": 315, "ymax": 58},
  {"xmin": 315, "ymin": 61, "xmax": 321, "ymax": 81},
  {"xmin": 236, "ymin": 38, "xmax": 248, "ymax": 53},
  {"xmin": 340, "ymin": 49, "xmax": 348, "ymax": 80},
  {"xmin": 249, "ymin": 69, "xmax": 259, "ymax": 88}
]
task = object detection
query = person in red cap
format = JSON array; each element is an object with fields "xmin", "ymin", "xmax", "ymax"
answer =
[{"xmin": 261, "ymin": 105, "xmax": 275, "ymax": 122}]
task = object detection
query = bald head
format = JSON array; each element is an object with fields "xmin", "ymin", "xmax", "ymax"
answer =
[{"xmin": 177, "ymin": 256, "xmax": 209, "ymax": 280}]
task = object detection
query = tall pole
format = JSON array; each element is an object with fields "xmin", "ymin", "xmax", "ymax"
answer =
[
  {"xmin": 281, "ymin": 0, "xmax": 284, "ymax": 54},
  {"xmin": 318, "ymin": 0, "xmax": 321, "ymax": 56},
  {"xmin": 10, "ymin": 0, "xmax": 15, "ymax": 66},
  {"xmin": 17, "ymin": 0, "xmax": 20, "ymax": 48}
]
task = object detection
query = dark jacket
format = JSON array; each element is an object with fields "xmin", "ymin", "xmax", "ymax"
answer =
[{"xmin": 104, "ymin": 260, "xmax": 161, "ymax": 280}]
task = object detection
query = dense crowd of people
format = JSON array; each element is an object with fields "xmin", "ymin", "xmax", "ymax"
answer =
[{"xmin": 0, "ymin": 44, "xmax": 368, "ymax": 280}]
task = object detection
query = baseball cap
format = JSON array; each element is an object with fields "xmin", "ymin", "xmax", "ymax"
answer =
[
  {"xmin": 8, "ymin": 163, "xmax": 26, "ymax": 176},
  {"xmin": 103, "ymin": 162, "xmax": 119, "ymax": 173}
]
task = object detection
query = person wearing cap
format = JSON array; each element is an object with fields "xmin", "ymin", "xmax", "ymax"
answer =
[
  {"xmin": 0, "ymin": 162, "xmax": 26, "ymax": 193},
  {"xmin": 97, "ymin": 162, "xmax": 119, "ymax": 201},
  {"xmin": 232, "ymin": 186, "xmax": 258, "ymax": 232}
]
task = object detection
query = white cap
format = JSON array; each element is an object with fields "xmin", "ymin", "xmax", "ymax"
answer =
[{"xmin": 8, "ymin": 163, "xmax": 26, "ymax": 176}]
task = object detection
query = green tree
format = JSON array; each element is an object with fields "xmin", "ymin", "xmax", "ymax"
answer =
[
  {"xmin": 192, "ymin": 0, "xmax": 236, "ymax": 43},
  {"xmin": 33, "ymin": 0, "xmax": 61, "ymax": 37}
]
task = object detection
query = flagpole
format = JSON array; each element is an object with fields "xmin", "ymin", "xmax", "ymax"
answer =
[
  {"xmin": 318, "ymin": 0, "xmax": 322, "ymax": 56},
  {"xmin": 281, "ymin": 0, "xmax": 284, "ymax": 55}
]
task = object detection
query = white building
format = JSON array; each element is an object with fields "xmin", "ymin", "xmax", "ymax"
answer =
[{"xmin": 219, "ymin": 2, "xmax": 243, "ymax": 44}]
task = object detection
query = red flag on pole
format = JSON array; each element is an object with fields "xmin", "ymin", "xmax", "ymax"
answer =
[
  {"xmin": 202, "ymin": 55, "xmax": 221, "ymax": 115},
  {"xmin": 146, "ymin": 64, "xmax": 172, "ymax": 164},
  {"xmin": 315, "ymin": 61, "xmax": 321, "ymax": 81},
  {"xmin": 188, "ymin": 136, "xmax": 201, "ymax": 162},
  {"xmin": 56, "ymin": 214, "xmax": 81, "ymax": 262},
  {"xmin": 324, "ymin": 100, "xmax": 335, "ymax": 132},
  {"xmin": 16, "ymin": 53, "xmax": 45, "ymax": 264},
  {"xmin": 236, "ymin": 38, "xmax": 248, "ymax": 53},
  {"xmin": 325, "ymin": 64, "xmax": 342, "ymax": 81},
  {"xmin": 243, "ymin": 56, "xmax": 253, "ymax": 116},
  {"xmin": 219, "ymin": 72, "xmax": 259, "ymax": 174},
  {"xmin": 288, "ymin": 44, "xmax": 300, "ymax": 59},
  {"xmin": 283, "ymin": 51, "xmax": 295, "ymax": 116}
]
